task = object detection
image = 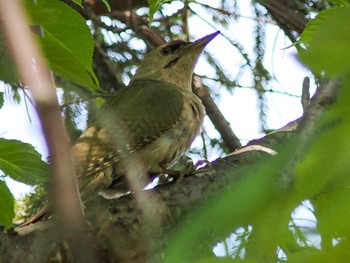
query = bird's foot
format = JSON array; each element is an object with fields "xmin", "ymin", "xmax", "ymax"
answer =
[
  {"xmin": 192, "ymin": 160, "xmax": 214, "ymax": 177},
  {"xmin": 162, "ymin": 159, "xmax": 214, "ymax": 181}
]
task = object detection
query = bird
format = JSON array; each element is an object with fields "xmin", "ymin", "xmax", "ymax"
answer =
[{"xmin": 22, "ymin": 31, "xmax": 220, "ymax": 225}]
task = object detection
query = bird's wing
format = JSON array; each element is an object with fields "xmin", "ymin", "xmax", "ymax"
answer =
[
  {"xmin": 101, "ymin": 80, "xmax": 184, "ymax": 153},
  {"xmin": 73, "ymin": 80, "xmax": 184, "ymax": 190}
]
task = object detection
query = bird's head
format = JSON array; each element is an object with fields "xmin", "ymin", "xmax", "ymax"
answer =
[{"xmin": 131, "ymin": 31, "xmax": 220, "ymax": 90}]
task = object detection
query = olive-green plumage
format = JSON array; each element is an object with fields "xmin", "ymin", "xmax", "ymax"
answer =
[
  {"xmin": 74, "ymin": 31, "xmax": 220, "ymax": 200},
  {"xmin": 22, "ymin": 32, "xmax": 219, "ymax": 224}
]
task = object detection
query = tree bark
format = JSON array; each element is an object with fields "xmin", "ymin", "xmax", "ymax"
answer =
[
  {"xmin": 1, "ymin": 128, "xmax": 289, "ymax": 262},
  {"xmin": 3, "ymin": 78, "xmax": 340, "ymax": 262}
]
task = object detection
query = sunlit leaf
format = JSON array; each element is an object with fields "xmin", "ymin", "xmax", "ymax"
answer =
[
  {"xmin": 148, "ymin": 0, "xmax": 169, "ymax": 22},
  {"xmin": 101, "ymin": 0, "xmax": 111, "ymax": 12},
  {"xmin": 24, "ymin": 0, "xmax": 99, "ymax": 90},
  {"xmin": 0, "ymin": 139, "xmax": 49, "ymax": 185}
]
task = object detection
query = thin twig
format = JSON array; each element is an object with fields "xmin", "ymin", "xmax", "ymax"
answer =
[
  {"xmin": 200, "ymin": 131, "xmax": 208, "ymax": 160},
  {"xmin": 194, "ymin": 1, "xmax": 277, "ymax": 25},
  {"xmin": 188, "ymin": 5, "xmax": 252, "ymax": 67},
  {"xmin": 21, "ymin": 87, "xmax": 33, "ymax": 123},
  {"xmin": 197, "ymin": 74, "xmax": 301, "ymax": 98},
  {"xmin": 301, "ymin": 76, "xmax": 310, "ymax": 113}
]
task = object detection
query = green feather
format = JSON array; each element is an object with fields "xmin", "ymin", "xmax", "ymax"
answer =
[{"xmin": 101, "ymin": 80, "xmax": 184, "ymax": 152}]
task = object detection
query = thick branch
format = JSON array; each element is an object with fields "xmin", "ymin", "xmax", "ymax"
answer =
[
  {"xmin": 12, "ymin": 136, "xmax": 275, "ymax": 262},
  {"xmin": 85, "ymin": 0, "xmax": 148, "ymax": 15},
  {"xmin": 257, "ymin": 0, "xmax": 307, "ymax": 41},
  {"xmin": 8, "ymin": 77, "xmax": 341, "ymax": 261},
  {"xmin": 109, "ymin": 10, "xmax": 166, "ymax": 48},
  {"xmin": 193, "ymin": 76, "xmax": 242, "ymax": 151},
  {"xmin": 93, "ymin": 42, "xmax": 123, "ymax": 93}
]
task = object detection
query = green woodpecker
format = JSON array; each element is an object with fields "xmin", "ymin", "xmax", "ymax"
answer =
[
  {"xmin": 22, "ymin": 31, "xmax": 219, "ymax": 224},
  {"xmin": 72, "ymin": 31, "xmax": 220, "ymax": 201}
]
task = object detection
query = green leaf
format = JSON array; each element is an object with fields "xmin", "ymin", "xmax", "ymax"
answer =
[
  {"xmin": 24, "ymin": 0, "xmax": 99, "ymax": 90},
  {"xmin": 164, "ymin": 142, "xmax": 298, "ymax": 261},
  {"xmin": 148, "ymin": 0, "xmax": 169, "ymax": 22},
  {"xmin": 296, "ymin": 78, "xmax": 350, "ymax": 196},
  {"xmin": 300, "ymin": 7, "xmax": 350, "ymax": 76},
  {"xmin": 295, "ymin": 77, "xmax": 350, "ymax": 253},
  {"xmin": 0, "ymin": 139, "xmax": 49, "ymax": 185},
  {"xmin": 71, "ymin": 0, "xmax": 82, "ymax": 6},
  {"xmin": 0, "ymin": 180, "xmax": 15, "ymax": 229},
  {"xmin": 298, "ymin": 4, "xmax": 350, "ymax": 241},
  {"xmin": 0, "ymin": 92, "xmax": 4, "ymax": 109},
  {"xmin": 101, "ymin": 0, "xmax": 111, "ymax": 12},
  {"xmin": 329, "ymin": 0, "xmax": 350, "ymax": 6},
  {"xmin": 0, "ymin": 30, "xmax": 20, "ymax": 83}
]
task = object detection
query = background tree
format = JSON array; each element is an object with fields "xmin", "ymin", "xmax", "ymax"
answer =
[{"xmin": 0, "ymin": 0, "xmax": 350, "ymax": 262}]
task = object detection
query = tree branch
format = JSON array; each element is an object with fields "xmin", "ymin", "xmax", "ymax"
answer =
[
  {"xmin": 257, "ymin": 0, "xmax": 307, "ymax": 41},
  {"xmin": 84, "ymin": 0, "xmax": 148, "ymax": 15},
  {"xmin": 12, "ymin": 132, "xmax": 277, "ymax": 262},
  {"xmin": 193, "ymin": 76, "xmax": 242, "ymax": 151},
  {"xmin": 8, "ymin": 77, "xmax": 341, "ymax": 261}
]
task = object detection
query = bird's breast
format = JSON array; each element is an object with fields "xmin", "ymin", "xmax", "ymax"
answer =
[{"xmin": 140, "ymin": 90, "xmax": 205, "ymax": 170}]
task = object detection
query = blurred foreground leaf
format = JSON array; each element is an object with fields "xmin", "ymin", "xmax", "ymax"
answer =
[
  {"xmin": 300, "ymin": 7, "xmax": 350, "ymax": 76},
  {"xmin": 165, "ymin": 6, "xmax": 350, "ymax": 261}
]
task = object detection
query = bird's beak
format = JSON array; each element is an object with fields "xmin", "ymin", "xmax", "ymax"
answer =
[
  {"xmin": 182, "ymin": 31, "xmax": 220, "ymax": 58},
  {"xmin": 193, "ymin": 31, "xmax": 221, "ymax": 48}
]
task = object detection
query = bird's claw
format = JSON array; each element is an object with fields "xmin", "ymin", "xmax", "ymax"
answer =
[{"xmin": 162, "ymin": 159, "xmax": 214, "ymax": 181}]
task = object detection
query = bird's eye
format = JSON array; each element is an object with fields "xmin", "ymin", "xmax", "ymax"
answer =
[
  {"xmin": 160, "ymin": 40, "xmax": 187, "ymax": 56},
  {"xmin": 161, "ymin": 46, "xmax": 173, "ymax": 56}
]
